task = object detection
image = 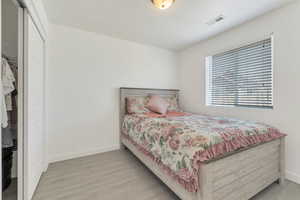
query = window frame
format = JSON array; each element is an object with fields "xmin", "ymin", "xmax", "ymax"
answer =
[{"xmin": 205, "ymin": 35, "xmax": 274, "ymax": 109}]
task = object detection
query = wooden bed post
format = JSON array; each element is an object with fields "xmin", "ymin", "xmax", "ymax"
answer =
[
  {"xmin": 279, "ymin": 137, "xmax": 286, "ymax": 186},
  {"xmin": 119, "ymin": 88, "xmax": 126, "ymax": 150}
]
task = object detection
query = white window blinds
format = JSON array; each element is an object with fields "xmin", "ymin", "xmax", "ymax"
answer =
[{"xmin": 206, "ymin": 38, "xmax": 273, "ymax": 108}]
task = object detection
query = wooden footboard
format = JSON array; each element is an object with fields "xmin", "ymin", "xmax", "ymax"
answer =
[
  {"xmin": 121, "ymin": 137, "xmax": 285, "ymax": 200},
  {"xmin": 199, "ymin": 138, "xmax": 285, "ymax": 200}
]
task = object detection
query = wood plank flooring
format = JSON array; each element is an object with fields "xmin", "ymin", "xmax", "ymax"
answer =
[
  {"xmin": 32, "ymin": 150, "xmax": 300, "ymax": 200},
  {"xmin": 3, "ymin": 179, "xmax": 17, "ymax": 200}
]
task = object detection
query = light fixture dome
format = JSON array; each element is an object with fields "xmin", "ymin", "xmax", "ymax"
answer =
[{"xmin": 151, "ymin": 0, "xmax": 175, "ymax": 10}]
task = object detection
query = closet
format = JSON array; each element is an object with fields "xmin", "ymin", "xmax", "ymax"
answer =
[
  {"xmin": 2, "ymin": 0, "xmax": 21, "ymax": 199},
  {"xmin": 1, "ymin": 0, "xmax": 46, "ymax": 200}
]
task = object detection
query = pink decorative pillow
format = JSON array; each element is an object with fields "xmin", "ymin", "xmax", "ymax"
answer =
[
  {"xmin": 146, "ymin": 95, "xmax": 170, "ymax": 114},
  {"xmin": 163, "ymin": 96, "xmax": 181, "ymax": 112},
  {"xmin": 126, "ymin": 96, "xmax": 150, "ymax": 114}
]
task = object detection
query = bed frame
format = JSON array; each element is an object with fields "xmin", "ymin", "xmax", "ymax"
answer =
[{"xmin": 119, "ymin": 87, "xmax": 285, "ymax": 200}]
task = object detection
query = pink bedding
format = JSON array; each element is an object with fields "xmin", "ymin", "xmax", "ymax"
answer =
[{"xmin": 121, "ymin": 112, "xmax": 285, "ymax": 192}]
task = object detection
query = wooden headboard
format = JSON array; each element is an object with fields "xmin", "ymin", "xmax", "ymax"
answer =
[{"xmin": 119, "ymin": 87, "xmax": 180, "ymax": 132}]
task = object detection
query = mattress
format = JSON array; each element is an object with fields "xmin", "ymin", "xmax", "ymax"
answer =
[{"xmin": 121, "ymin": 112, "xmax": 285, "ymax": 192}]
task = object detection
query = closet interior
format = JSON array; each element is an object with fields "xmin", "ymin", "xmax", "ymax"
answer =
[{"xmin": 2, "ymin": 0, "xmax": 21, "ymax": 199}]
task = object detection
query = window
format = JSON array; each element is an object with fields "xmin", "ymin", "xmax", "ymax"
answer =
[{"xmin": 206, "ymin": 38, "xmax": 273, "ymax": 108}]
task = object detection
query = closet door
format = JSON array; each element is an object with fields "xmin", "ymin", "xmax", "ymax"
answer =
[{"xmin": 23, "ymin": 11, "xmax": 45, "ymax": 200}]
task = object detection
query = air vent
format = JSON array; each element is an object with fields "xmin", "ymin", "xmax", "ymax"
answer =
[{"xmin": 205, "ymin": 15, "xmax": 225, "ymax": 26}]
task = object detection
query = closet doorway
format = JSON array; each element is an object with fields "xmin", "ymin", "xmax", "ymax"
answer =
[
  {"xmin": 1, "ymin": 0, "xmax": 24, "ymax": 200},
  {"xmin": 2, "ymin": 0, "xmax": 46, "ymax": 200}
]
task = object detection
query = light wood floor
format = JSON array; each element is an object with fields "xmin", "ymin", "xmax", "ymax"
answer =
[
  {"xmin": 32, "ymin": 150, "xmax": 300, "ymax": 200},
  {"xmin": 3, "ymin": 179, "xmax": 17, "ymax": 200}
]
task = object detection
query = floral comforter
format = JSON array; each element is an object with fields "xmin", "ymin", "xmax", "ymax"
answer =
[{"xmin": 121, "ymin": 112, "xmax": 285, "ymax": 193}]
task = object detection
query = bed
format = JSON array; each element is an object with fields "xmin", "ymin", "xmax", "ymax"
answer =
[{"xmin": 119, "ymin": 87, "xmax": 286, "ymax": 200}]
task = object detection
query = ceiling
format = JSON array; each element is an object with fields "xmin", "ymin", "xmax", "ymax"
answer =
[{"xmin": 42, "ymin": 0, "xmax": 294, "ymax": 50}]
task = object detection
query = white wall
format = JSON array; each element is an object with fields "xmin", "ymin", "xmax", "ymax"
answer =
[
  {"xmin": 179, "ymin": 1, "xmax": 300, "ymax": 184},
  {"xmin": 47, "ymin": 24, "xmax": 178, "ymax": 162}
]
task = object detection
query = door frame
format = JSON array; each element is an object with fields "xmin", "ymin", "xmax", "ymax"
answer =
[
  {"xmin": 0, "ymin": 0, "xmax": 2, "ymax": 198},
  {"xmin": 17, "ymin": 4, "xmax": 25, "ymax": 200}
]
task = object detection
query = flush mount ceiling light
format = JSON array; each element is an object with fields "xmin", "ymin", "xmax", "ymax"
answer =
[{"xmin": 151, "ymin": 0, "xmax": 175, "ymax": 10}]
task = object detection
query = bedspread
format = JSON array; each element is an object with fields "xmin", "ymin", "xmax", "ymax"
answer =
[{"xmin": 121, "ymin": 112, "xmax": 285, "ymax": 192}]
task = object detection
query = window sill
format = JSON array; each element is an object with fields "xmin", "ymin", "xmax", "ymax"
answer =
[{"xmin": 206, "ymin": 104, "xmax": 274, "ymax": 110}]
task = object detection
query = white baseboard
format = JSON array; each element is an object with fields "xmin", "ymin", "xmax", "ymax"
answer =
[
  {"xmin": 49, "ymin": 145, "xmax": 120, "ymax": 163},
  {"xmin": 286, "ymin": 171, "xmax": 300, "ymax": 184},
  {"xmin": 43, "ymin": 162, "xmax": 49, "ymax": 172}
]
